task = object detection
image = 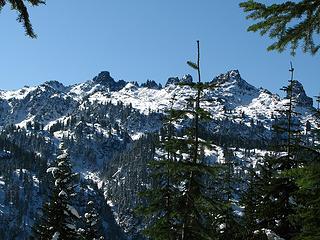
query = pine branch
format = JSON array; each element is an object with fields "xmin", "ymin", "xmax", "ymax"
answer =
[
  {"xmin": 3, "ymin": 0, "xmax": 46, "ymax": 38},
  {"xmin": 240, "ymin": 0, "xmax": 320, "ymax": 55}
]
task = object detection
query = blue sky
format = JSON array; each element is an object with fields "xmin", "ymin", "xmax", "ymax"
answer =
[{"xmin": 0, "ymin": 0, "xmax": 319, "ymax": 100}]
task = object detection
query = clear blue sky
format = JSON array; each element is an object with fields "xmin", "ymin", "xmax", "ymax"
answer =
[{"xmin": 0, "ymin": 0, "xmax": 319, "ymax": 100}]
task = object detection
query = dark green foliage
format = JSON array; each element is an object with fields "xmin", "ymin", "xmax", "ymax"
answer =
[
  {"xmin": 240, "ymin": 64, "xmax": 306, "ymax": 240},
  {"xmin": 218, "ymin": 148, "xmax": 243, "ymax": 240},
  {"xmin": 290, "ymin": 162, "xmax": 320, "ymax": 240},
  {"xmin": 259, "ymin": 154, "xmax": 298, "ymax": 239},
  {"xmin": 32, "ymin": 144, "xmax": 80, "ymax": 239},
  {"xmin": 0, "ymin": 0, "xmax": 46, "ymax": 38},
  {"xmin": 288, "ymin": 96, "xmax": 320, "ymax": 240},
  {"xmin": 240, "ymin": 161, "xmax": 268, "ymax": 240},
  {"xmin": 81, "ymin": 201, "xmax": 104, "ymax": 240},
  {"xmin": 139, "ymin": 41, "xmax": 229, "ymax": 240},
  {"xmin": 240, "ymin": 0, "xmax": 320, "ymax": 55}
]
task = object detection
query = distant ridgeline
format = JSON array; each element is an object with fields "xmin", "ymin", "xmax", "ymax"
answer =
[{"xmin": 0, "ymin": 69, "xmax": 317, "ymax": 239}]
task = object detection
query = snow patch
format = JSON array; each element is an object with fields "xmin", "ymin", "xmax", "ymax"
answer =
[
  {"xmin": 52, "ymin": 232, "xmax": 60, "ymax": 240},
  {"xmin": 67, "ymin": 204, "xmax": 80, "ymax": 218}
]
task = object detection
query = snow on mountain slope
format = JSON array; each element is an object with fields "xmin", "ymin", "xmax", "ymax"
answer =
[
  {"xmin": 0, "ymin": 69, "xmax": 315, "ymax": 135},
  {"xmin": 88, "ymin": 83, "xmax": 195, "ymax": 115},
  {"xmin": 210, "ymin": 70, "xmax": 260, "ymax": 107},
  {"xmin": 82, "ymin": 70, "xmax": 314, "ymax": 132},
  {"xmin": 0, "ymin": 69, "xmax": 316, "ymax": 239},
  {"xmin": 0, "ymin": 86, "xmax": 37, "ymax": 100}
]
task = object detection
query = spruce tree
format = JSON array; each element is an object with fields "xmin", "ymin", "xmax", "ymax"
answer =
[
  {"xmin": 81, "ymin": 201, "xmax": 104, "ymax": 240},
  {"xmin": 218, "ymin": 148, "xmax": 243, "ymax": 240},
  {"xmin": 32, "ymin": 143, "xmax": 80, "ymax": 239},
  {"xmin": 172, "ymin": 41, "xmax": 225, "ymax": 239},
  {"xmin": 0, "ymin": 0, "xmax": 45, "ymax": 38},
  {"xmin": 240, "ymin": 159, "xmax": 268, "ymax": 240},
  {"xmin": 276, "ymin": 64, "xmax": 303, "ymax": 238},
  {"xmin": 240, "ymin": 0, "xmax": 320, "ymax": 55},
  {"xmin": 243, "ymin": 64, "xmax": 302, "ymax": 239},
  {"xmin": 139, "ymin": 41, "xmax": 225, "ymax": 240},
  {"xmin": 289, "ymin": 94, "xmax": 320, "ymax": 239},
  {"xmin": 137, "ymin": 97, "xmax": 182, "ymax": 240}
]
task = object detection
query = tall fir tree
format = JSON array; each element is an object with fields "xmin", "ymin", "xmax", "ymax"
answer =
[
  {"xmin": 139, "ymin": 41, "xmax": 225, "ymax": 239},
  {"xmin": 80, "ymin": 201, "xmax": 104, "ymax": 240},
  {"xmin": 288, "ymin": 94, "xmax": 320, "ymax": 239},
  {"xmin": 32, "ymin": 143, "xmax": 80, "ymax": 240},
  {"xmin": 244, "ymin": 63, "xmax": 302, "ymax": 239},
  {"xmin": 137, "ymin": 96, "xmax": 182, "ymax": 240},
  {"xmin": 218, "ymin": 147, "xmax": 243, "ymax": 240}
]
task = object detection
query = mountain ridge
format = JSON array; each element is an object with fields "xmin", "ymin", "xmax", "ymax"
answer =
[
  {"xmin": 0, "ymin": 69, "xmax": 317, "ymax": 239},
  {"xmin": 0, "ymin": 69, "xmax": 314, "ymax": 132}
]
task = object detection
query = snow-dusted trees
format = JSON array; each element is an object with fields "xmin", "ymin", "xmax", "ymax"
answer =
[
  {"xmin": 32, "ymin": 143, "xmax": 81, "ymax": 239},
  {"xmin": 81, "ymin": 201, "xmax": 104, "ymax": 240},
  {"xmin": 137, "ymin": 99, "xmax": 181, "ymax": 239}
]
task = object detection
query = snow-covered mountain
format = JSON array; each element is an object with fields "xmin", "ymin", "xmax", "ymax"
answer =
[
  {"xmin": 0, "ymin": 69, "xmax": 314, "ymax": 131},
  {"xmin": 0, "ymin": 69, "xmax": 316, "ymax": 239}
]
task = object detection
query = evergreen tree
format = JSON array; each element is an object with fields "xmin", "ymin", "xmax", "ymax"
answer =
[
  {"xmin": 139, "ymin": 41, "xmax": 225, "ymax": 239},
  {"xmin": 137, "ymin": 97, "xmax": 182, "ymax": 240},
  {"xmin": 273, "ymin": 64, "xmax": 302, "ymax": 238},
  {"xmin": 243, "ymin": 62, "xmax": 302, "ymax": 239},
  {"xmin": 240, "ymin": 159, "xmax": 268, "ymax": 240},
  {"xmin": 0, "ymin": 0, "xmax": 45, "ymax": 38},
  {"xmin": 289, "ymin": 94, "xmax": 320, "ymax": 239},
  {"xmin": 218, "ymin": 147, "xmax": 243, "ymax": 240},
  {"xmin": 81, "ymin": 201, "xmax": 104, "ymax": 240},
  {"xmin": 32, "ymin": 143, "xmax": 80, "ymax": 239},
  {"xmin": 240, "ymin": 0, "xmax": 320, "ymax": 55}
]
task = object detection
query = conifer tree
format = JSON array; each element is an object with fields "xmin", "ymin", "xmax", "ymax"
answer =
[
  {"xmin": 81, "ymin": 201, "xmax": 104, "ymax": 240},
  {"xmin": 289, "ymin": 94, "xmax": 320, "ymax": 239},
  {"xmin": 240, "ymin": 0, "xmax": 320, "ymax": 55},
  {"xmin": 0, "ymin": 0, "xmax": 45, "ymax": 38},
  {"xmin": 137, "ymin": 97, "xmax": 182, "ymax": 240},
  {"xmin": 248, "ymin": 63, "xmax": 302, "ymax": 239},
  {"xmin": 139, "ymin": 41, "xmax": 224, "ymax": 240},
  {"xmin": 218, "ymin": 148, "xmax": 243, "ymax": 240},
  {"xmin": 32, "ymin": 143, "xmax": 80, "ymax": 240},
  {"xmin": 172, "ymin": 41, "xmax": 226, "ymax": 240},
  {"xmin": 240, "ymin": 159, "xmax": 268, "ymax": 240}
]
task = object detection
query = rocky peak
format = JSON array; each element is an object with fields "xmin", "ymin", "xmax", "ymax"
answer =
[
  {"xmin": 141, "ymin": 80, "xmax": 162, "ymax": 89},
  {"xmin": 92, "ymin": 71, "xmax": 127, "ymax": 91},
  {"xmin": 43, "ymin": 80, "xmax": 66, "ymax": 92},
  {"xmin": 213, "ymin": 70, "xmax": 242, "ymax": 82},
  {"xmin": 165, "ymin": 77, "xmax": 179, "ymax": 86},
  {"xmin": 122, "ymin": 82, "xmax": 139, "ymax": 92},
  {"xmin": 181, "ymin": 74, "xmax": 193, "ymax": 83},
  {"xmin": 289, "ymin": 80, "xmax": 313, "ymax": 107},
  {"xmin": 93, "ymin": 71, "xmax": 115, "ymax": 85},
  {"xmin": 212, "ymin": 70, "xmax": 257, "ymax": 92},
  {"xmin": 165, "ymin": 74, "xmax": 193, "ymax": 87}
]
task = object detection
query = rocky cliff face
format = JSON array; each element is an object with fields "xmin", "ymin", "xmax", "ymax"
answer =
[
  {"xmin": 165, "ymin": 74, "xmax": 193, "ymax": 86},
  {"xmin": 93, "ymin": 71, "xmax": 127, "ymax": 91},
  {"xmin": 290, "ymin": 80, "xmax": 313, "ymax": 107}
]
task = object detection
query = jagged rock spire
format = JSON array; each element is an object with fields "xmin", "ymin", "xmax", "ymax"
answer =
[
  {"xmin": 92, "ymin": 71, "xmax": 127, "ymax": 91},
  {"xmin": 289, "ymin": 80, "xmax": 313, "ymax": 107}
]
